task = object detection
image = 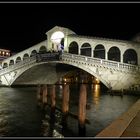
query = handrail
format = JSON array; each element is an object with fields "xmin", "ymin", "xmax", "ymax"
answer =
[
  {"xmin": 62, "ymin": 53, "xmax": 139, "ymax": 73},
  {"xmin": 0, "ymin": 52, "xmax": 139, "ymax": 76}
]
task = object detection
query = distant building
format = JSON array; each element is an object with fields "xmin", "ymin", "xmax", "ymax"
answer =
[{"xmin": 0, "ymin": 49, "xmax": 11, "ymax": 62}]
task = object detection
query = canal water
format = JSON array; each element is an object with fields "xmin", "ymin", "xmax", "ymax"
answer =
[{"xmin": 0, "ymin": 84, "xmax": 139, "ymax": 137}]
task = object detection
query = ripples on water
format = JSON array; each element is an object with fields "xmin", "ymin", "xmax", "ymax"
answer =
[{"xmin": 0, "ymin": 85, "xmax": 139, "ymax": 137}]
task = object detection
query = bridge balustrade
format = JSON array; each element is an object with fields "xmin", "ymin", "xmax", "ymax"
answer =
[
  {"xmin": 0, "ymin": 56, "xmax": 36, "ymax": 75},
  {"xmin": 0, "ymin": 52, "xmax": 139, "ymax": 76},
  {"xmin": 62, "ymin": 53, "xmax": 139, "ymax": 73}
]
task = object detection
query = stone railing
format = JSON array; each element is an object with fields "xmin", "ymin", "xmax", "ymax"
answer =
[
  {"xmin": 62, "ymin": 53, "xmax": 139, "ymax": 73},
  {"xmin": 0, "ymin": 52, "xmax": 61, "ymax": 75},
  {"xmin": 0, "ymin": 56, "xmax": 36, "ymax": 75},
  {"xmin": 0, "ymin": 52, "xmax": 139, "ymax": 76}
]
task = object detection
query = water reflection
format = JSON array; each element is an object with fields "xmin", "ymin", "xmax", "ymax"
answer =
[
  {"xmin": 41, "ymin": 84, "xmax": 139, "ymax": 137},
  {"xmin": 41, "ymin": 107, "xmax": 64, "ymax": 138},
  {"xmin": 0, "ymin": 86, "xmax": 139, "ymax": 137},
  {"xmin": 92, "ymin": 84, "xmax": 100, "ymax": 106}
]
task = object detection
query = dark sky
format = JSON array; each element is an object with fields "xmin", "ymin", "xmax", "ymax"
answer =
[{"xmin": 0, "ymin": 2, "xmax": 140, "ymax": 52}]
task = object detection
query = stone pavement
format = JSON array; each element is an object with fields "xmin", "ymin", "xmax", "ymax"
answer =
[
  {"xmin": 95, "ymin": 98, "xmax": 140, "ymax": 138},
  {"xmin": 121, "ymin": 110, "xmax": 140, "ymax": 137}
]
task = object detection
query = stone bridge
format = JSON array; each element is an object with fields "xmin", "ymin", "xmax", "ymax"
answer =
[{"xmin": 0, "ymin": 26, "xmax": 140, "ymax": 92}]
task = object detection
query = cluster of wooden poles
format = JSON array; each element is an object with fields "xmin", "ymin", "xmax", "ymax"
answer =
[{"xmin": 37, "ymin": 83, "xmax": 87, "ymax": 136}]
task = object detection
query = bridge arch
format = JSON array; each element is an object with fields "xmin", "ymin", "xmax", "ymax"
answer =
[
  {"xmin": 10, "ymin": 61, "xmax": 110, "ymax": 89},
  {"xmin": 3, "ymin": 63, "xmax": 8, "ymax": 68},
  {"xmin": 108, "ymin": 46, "xmax": 121, "ymax": 62},
  {"xmin": 30, "ymin": 50, "xmax": 37, "ymax": 57},
  {"xmin": 9, "ymin": 60, "xmax": 14, "ymax": 66},
  {"xmin": 80, "ymin": 43, "xmax": 91, "ymax": 57},
  {"xmin": 39, "ymin": 46, "xmax": 47, "ymax": 53},
  {"xmin": 123, "ymin": 49, "xmax": 137, "ymax": 65},
  {"xmin": 23, "ymin": 53, "xmax": 29, "ymax": 61},
  {"xmin": 94, "ymin": 44, "xmax": 105, "ymax": 59},
  {"xmin": 16, "ymin": 57, "xmax": 22, "ymax": 63},
  {"xmin": 69, "ymin": 41, "xmax": 79, "ymax": 54}
]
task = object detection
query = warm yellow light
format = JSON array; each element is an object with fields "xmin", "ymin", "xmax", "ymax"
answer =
[
  {"xmin": 2, "ymin": 52, "xmax": 5, "ymax": 55},
  {"xmin": 6, "ymin": 52, "xmax": 9, "ymax": 55},
  {"xmin": 51, "ymin": 31, "xmax": 64, "ymax": 44},
  {"xmin": 95, "ymin": 84, "xmax": 98, "ymax": 91}
]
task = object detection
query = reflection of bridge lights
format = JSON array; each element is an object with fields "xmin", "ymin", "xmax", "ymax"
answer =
[
  {"xmin": 92, "ymin": 84, "xmax": 100, "ymax": 105},
  {"xmin": 95, "ymin": 84, "xmax": 98, "ymax": 91},
  {"xmin": 59, "ymin": 85, "xmax": 62, "ymax": 89},
  {"xmin": 95, "ymin": 78, "xmax": 100, "ymax": 84}
]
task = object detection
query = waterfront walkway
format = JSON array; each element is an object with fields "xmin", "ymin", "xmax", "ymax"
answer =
[{"xmin": 96, "ymin": 98, "xmax": 140, "ymax": 137}]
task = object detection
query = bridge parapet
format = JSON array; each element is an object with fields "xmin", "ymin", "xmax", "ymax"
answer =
[
  {"xmin": 0, "ymin": 56, "xmax": 36, "ymax": 75},
  {"xmin": 62, "ymin": 53, "xmax": 139, "ymax": 74},
  {"xmin": 0, "ymin": 52, "xmax": 139, "ymax": 76}
]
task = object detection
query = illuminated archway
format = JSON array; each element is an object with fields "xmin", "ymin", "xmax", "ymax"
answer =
[
  {"xmin": 30, "ymin": 50, "xmax": 37, "ymax": 57},
  {"xmin": 94, "ymin": 44, "xmax": 105, "ymax": 59},
  {"xmin": 9, "ymin": 60, "xmax": 14, "ymax": 66},
  {"xmin": 23, "ymin": 53, "xmax": 29, "ymax": 61},
  {"xmin": 69, "ymin": 41, "xmax": 79, "ymax": 54},
  {"xmin": 80, "ymin": 43, "xmax": 91, "ymax": 57},
  {"xmin": 39, "ymin": 46, "xmax": 47, "ymax": 53},
  {"xmin": 108, "ymin": 46, "xmax": 120, "ymax": 62},
  {"xmin": 51, "ymin": 31, "xmax": 64, "ymax": 44},
  {"xmin": 3, "ymin": 63, "xmax": 8, "ymax": 68},
  {"xmin": 16, "ymin": 57, "xmax": 21, "ymax": 63},
  {"xmin": 123, "ymin": 49, "xmax": 137, "ymax": 65}
]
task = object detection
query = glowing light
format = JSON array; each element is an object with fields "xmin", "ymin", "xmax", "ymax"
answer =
[
  {"xmin": 51, "ymin": 31, "xmax": 64, "ymax": 44},
  {"xmin": 92, "ymin": 84, "xmax": 100, "ymax": 106},
  {"xmin": 95, "ymin": 84, "xmax": 98, "ymax": 91}
]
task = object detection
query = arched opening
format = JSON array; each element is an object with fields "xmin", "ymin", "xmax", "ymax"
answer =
[
  {"xmin": 80, "ymin": 43, "xmax": 91, "ymax": 57},
  {"xmin": 30, "ymin": 50, "xmax": 37, "ymax": 57},
  {"xmin": 69, "ymin": 41, "xmax": 79, "ymax": 54},
  {"xmin": 123, "ymin": 49, "xmax": 137, "ymax": 65},
  {"xmin": 60, "ymin": 38, "xmax": 64, "ymax": 46},
  {"xmin": 3, "ymin": 63, "xmax": 8, "ymax": 68},
  {"xmin": 16, "ymin": 57, "xmax": 21, "ymax": 63},
  {"xmin": 94, "ymin": 44, "xmax": 105, "ymax": 59},
  {"xmin": 23, "ymin": 53, "xmax": 29, "ymax": 61},
  {"xmin": 9, "ymin": 60, "xmax": 14, "ymax": 66},
  {"xmin": 51, "ymin": 31, "xmax": 64, "ymax": 52},
  {"xmin": 108, "ymin": 46, "xmax": 121, "ymax": 62},
  {"xmin": 39, "ymin": 46, "xmax": 47, "ymax": 53}
]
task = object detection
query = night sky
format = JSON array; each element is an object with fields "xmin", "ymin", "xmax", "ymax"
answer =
[{"xmin": 0, "ymin": 2, "xmax": 140, "ymax": 52}]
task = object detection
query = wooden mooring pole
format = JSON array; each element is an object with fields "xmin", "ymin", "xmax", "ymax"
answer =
[
  {"xmin": 78, "ymin": 84, "xmax": 87, "ymax": 136},
  {"xmin": 62, "ymin": 84, "xmax": 70, "ymax": 132}
]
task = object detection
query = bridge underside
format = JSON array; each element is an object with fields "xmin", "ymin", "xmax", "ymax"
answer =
[
  {"xmin": 12, "ymin": 63, "xmax": 78, "ymax": 85},
  {"xmin": 1, "ymin": 59, "xmax": 140, "ymax": 93}
]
